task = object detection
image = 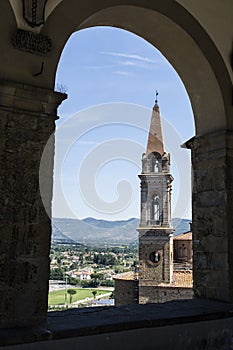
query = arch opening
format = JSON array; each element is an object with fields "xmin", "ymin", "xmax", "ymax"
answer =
[{"xmin": 50, "ymin": 24, "xmax": 194, "ymax": 309}]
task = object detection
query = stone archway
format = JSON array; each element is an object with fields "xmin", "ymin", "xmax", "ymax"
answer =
[
  {"xmin": 0, "ymin": 0, "xmax": 232, "ymax": 328},
  {"xmin": 44, "ymin": 0, "xmax": 233, "ymax": 304},
  {"xmin": 1, "ymin": 1, "xmax": 231, "ymax": 132}
]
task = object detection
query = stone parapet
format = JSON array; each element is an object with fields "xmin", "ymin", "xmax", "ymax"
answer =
[
  {"xmin": 114, "ymin": 278, "xmax": 139, "ymax": 306},
  {"xmin": 0, "ymin": 300, "xmax": 233, "ymax": 349}
]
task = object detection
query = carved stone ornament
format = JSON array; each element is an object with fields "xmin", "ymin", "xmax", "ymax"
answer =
[
  {"xmin": 23, "ymin": 0, "xmax": 48, "ymax": 27},
  {"xmin": 12, "ymin": 29, "xmax": 52, "ymax": 56}
]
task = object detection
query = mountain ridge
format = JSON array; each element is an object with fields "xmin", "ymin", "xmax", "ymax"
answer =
[{"xmin": 52, "ymin": 217, "xmax": 191, "ymax": 245}]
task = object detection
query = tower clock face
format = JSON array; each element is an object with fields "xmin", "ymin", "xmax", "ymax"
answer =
[{"xmin": 147, "ymin": 250, "xmax": 162, "ymax": 266}]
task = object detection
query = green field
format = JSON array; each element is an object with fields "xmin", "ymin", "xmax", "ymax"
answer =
[{"xmin": 48, "ymin": 288, "xmax": 110, "ymax": 306}]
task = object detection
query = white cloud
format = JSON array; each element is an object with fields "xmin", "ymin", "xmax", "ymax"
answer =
[
  {"xmin": 84, "ymin": 64, "xmax": 116, "ymax": 70},
  {"xmin": 101, "ymin": 51, "xmax": 157, "ymax": 63},
  {"xmin": 113, "ymin": 70, "xmax": 133, "ymax": 76},
  {"xmin": 100, "ymin": 51, "xmax": 164, "ymax": 71},
  {"xmin": 80, "ymin": 52, "xmax": 162, "ymax": 71},
  {"xmin": 120, "ymin": 59, "xmax": 160, "ymax": 70},
  {"xmin": 120, "ymin": 60, "xmax": 137, "ymax": 66}
]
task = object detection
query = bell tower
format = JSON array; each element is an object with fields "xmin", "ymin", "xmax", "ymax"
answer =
[{"xmin": 138, "ymin": 93, "xmax": 174, "ymax": 300}]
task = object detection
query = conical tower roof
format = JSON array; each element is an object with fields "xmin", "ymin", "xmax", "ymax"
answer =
[{"xmin": 146, "ymin": 93, "xmax": 164, "ymax": 156}]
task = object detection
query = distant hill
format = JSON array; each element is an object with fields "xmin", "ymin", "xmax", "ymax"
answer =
[
  {"xmin": 172, "ymin": 218, "xmax": 191, "ymax": 236},
  {"xmin": 52, "ymin": 217, "xmax": 191, "ymax": 245},
  {"xmin": 52, "ymin": 224, "xmax": 77, "ymax": 244},
  {"xmin": 83, "ymin": 217, "xmax": 136, "ymax": 229}
]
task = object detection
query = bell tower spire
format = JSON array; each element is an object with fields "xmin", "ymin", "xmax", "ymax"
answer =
[
  {"xmin": 146, "ymin": 90, "xmax": 164, "ymax": 156},
  {"xmin": 137, "ymin": 94, "xmax": 174, "ymax": 303}
]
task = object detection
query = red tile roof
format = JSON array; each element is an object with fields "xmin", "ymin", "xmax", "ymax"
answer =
[{"xmin": 174, "ymin": 231, "xmax": 192, "ymax": 240}]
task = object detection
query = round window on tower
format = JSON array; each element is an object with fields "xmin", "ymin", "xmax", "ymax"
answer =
[{"xmin": 147, "ymin": 250, "xmax": 162, "ymax": 266}]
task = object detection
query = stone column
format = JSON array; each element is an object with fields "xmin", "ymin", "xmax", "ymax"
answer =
[
  {"xmin": 191, "ymin": 131, "xmax": 233, "ymax": 302},
  {"xmin": 0, "ymin": 81, "xmax": 66, "ymax": 328},
  {"xmin": 139, "ymin": 176, "xmax": 148, "ymax": 225}
]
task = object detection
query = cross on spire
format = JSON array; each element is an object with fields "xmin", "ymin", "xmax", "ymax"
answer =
[{"xmin": 155, "ymin": 90, "xmax": 159, "ymax": 104}]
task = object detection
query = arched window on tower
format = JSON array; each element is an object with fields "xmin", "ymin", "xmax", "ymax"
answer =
[
  {"xmin": 154, "ymin": 159, "xmax": 159, "ymax": 173},
  {"xmin": 153, "ymin": 195, "xmax": 160, "ymax": 222}
]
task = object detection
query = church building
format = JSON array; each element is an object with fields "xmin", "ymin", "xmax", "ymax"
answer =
[
  {"xmin": 137, "ymin": 94, "xmax": 193, "ymax": 303},
  {"xmin": 114, "ymin": 95, "xmax": 193, "ymax": 305},
  {"xmin": 137, "ymin": 93, "xmax": 175, "ymax": 302}
]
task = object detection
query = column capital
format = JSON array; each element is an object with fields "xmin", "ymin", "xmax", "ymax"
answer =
[
  {"xmin": 183, "ymin": 130, "xmax": 233, "ymax": 158},
  {"xmin": 0, "ymin": 80, "xmax": 67, "ymax": 118}
]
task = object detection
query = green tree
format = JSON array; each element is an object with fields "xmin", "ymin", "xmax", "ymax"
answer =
[
  {"xmin": 100, "ymin": 280, "xmax": 114, "ymax": 287},
  {"xmin": 92, "ymin": 290, "xmax": 97, "ymax": 299},
  {"xmin": 67, "ymin": 276, "xmax": 78, "ymax": 285},
  {"xmin": 50, "ymin": 266, "xmax": 64, "ymax": 280},
  {"xmin": 70, "ymin": 262, "xmax": 79, "ymax": 270},
  {"xmin": 90, "ymin": 273, "xmax": 104, "ymax": 281},
  {"xmin": 67, "ymin": 289, "xmax": 77, "ymax": 304}
]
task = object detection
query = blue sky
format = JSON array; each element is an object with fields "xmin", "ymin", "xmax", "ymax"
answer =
[{"xmin": 52, "ymin": 27, "xmax": 194, "ymax": 220}]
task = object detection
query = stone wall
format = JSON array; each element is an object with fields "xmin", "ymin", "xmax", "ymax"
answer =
[
  {"xmin": 139, "ymin": 285, "xmax": 193, "ymax": 304},
  {"xmin": 191, "ymin": 132, "xmax": 233, "ymax": 301},
  {"xmin": 139, "ymin": 233, "xmax": 173, "ymax": 284},
  {"xmin": 174, "ymin": 239, "xmax": 192, "ymax": 262},
  {"xmin": 172, "ymin": 270, "xmax": 193, "ymax": 287},
  {"xmin": 0, "ymin": 81, "xmax": 66, "ymax": 327},
  {"xmin": 114, "ymin": 279, "xmax": 139, "ymax": 306}
]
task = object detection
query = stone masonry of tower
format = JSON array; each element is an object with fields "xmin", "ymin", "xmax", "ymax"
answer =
[
  {"xmin": 138, "ymin": 99, "xmax": 174, "ymax": 289},
  {"xmin": 137, "ymin": 98, "xmax": 193, "ymax": 304},
  {"xmin": 114, "ymin": 98, "xmax": 193, "ymax": 306}
]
